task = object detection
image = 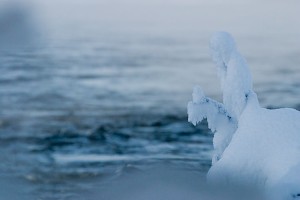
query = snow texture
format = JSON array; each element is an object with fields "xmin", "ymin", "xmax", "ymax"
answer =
[
  {"xmin": 187, "ymin": 86, "xmax": 237, "ymax": 164},
  {"xmin": 188, "ymin": 31, "xmax": 300, "ymax": 199}
]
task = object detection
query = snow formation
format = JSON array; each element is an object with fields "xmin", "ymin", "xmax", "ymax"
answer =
[{"xmin": 188, "ymin": 31, "xmax": 300, "ymax": 199}]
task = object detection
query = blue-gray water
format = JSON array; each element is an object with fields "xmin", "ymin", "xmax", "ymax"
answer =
[{"xmin": 0, "ymin": 0, "xmax": 300, "ymax": 199}]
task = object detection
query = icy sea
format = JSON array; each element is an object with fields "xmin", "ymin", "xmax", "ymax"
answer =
[{"xmin": 0, "ymin": 1, "xmax": 300, "ymax": 199}]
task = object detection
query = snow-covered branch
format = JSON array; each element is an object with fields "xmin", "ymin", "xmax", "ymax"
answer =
[
  {"xmin": 210, "ymin": 32, "xmax": 254, "ymax": 119},
  {"xmin": 187, "ymin": 86, "xmax": 238, "ymax": 163},
  {"xmin": 187, "ymin": 86, "xmax": 236, "ymax": 132}
]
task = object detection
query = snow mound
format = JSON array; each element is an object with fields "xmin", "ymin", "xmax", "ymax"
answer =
[{"xmin": 188, "ymin": 31, "xmax": 300, "ymax": 199}]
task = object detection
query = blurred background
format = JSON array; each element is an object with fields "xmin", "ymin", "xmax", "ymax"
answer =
[{"xmin": 0, "ymin": 0, "xmax": 299, "ymax": 199}]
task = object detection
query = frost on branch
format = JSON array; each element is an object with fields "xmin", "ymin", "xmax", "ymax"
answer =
[{"xmin": 187, "ymin": 86, "xmax": 237, "ymax": 164}]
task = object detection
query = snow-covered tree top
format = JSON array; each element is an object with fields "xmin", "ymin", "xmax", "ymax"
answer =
[
  {"xmin": 188, "ymin": 31, "xmax": 300, "ymax": 199},
  {"xmin": 210, "ymin": 31, "xmax": 254, "ymax": 119},
  {"xmin": 210, "ymin": 31, "xmax": 236, "ymax": 67}
]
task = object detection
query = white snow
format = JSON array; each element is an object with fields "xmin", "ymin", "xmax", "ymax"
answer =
[
  {"xmin": 188, "ymin": 31, "xmax": 300, "ymax": 199},
  {"xmin": 210, "ymin": 31, "xmax": 253, "ymax": 119},
  {"xmin": 188, "ymin": 86, "xmax": 237, "ymax": 164}
]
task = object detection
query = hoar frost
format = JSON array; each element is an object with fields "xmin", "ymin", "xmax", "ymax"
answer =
[{"xmin": 188, "ymin": 32, "xmax": 300, "ymax": 199}]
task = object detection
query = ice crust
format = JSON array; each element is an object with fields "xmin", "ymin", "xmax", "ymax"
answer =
[{"xmin": 188, "ymin": 31, "xmax": 300, "ymax": 199}]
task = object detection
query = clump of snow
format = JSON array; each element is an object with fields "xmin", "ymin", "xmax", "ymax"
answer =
[
  {"xmin": 188, "ymin": 31, "xmax": 300, "ymax": 199},
  {"xmin": 188, "ymin": 86, "xmax": 237, "ymax": 164},
  {"xmin": 210, "ymin": 31, "xmax": 253, "ymax": 119}
]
